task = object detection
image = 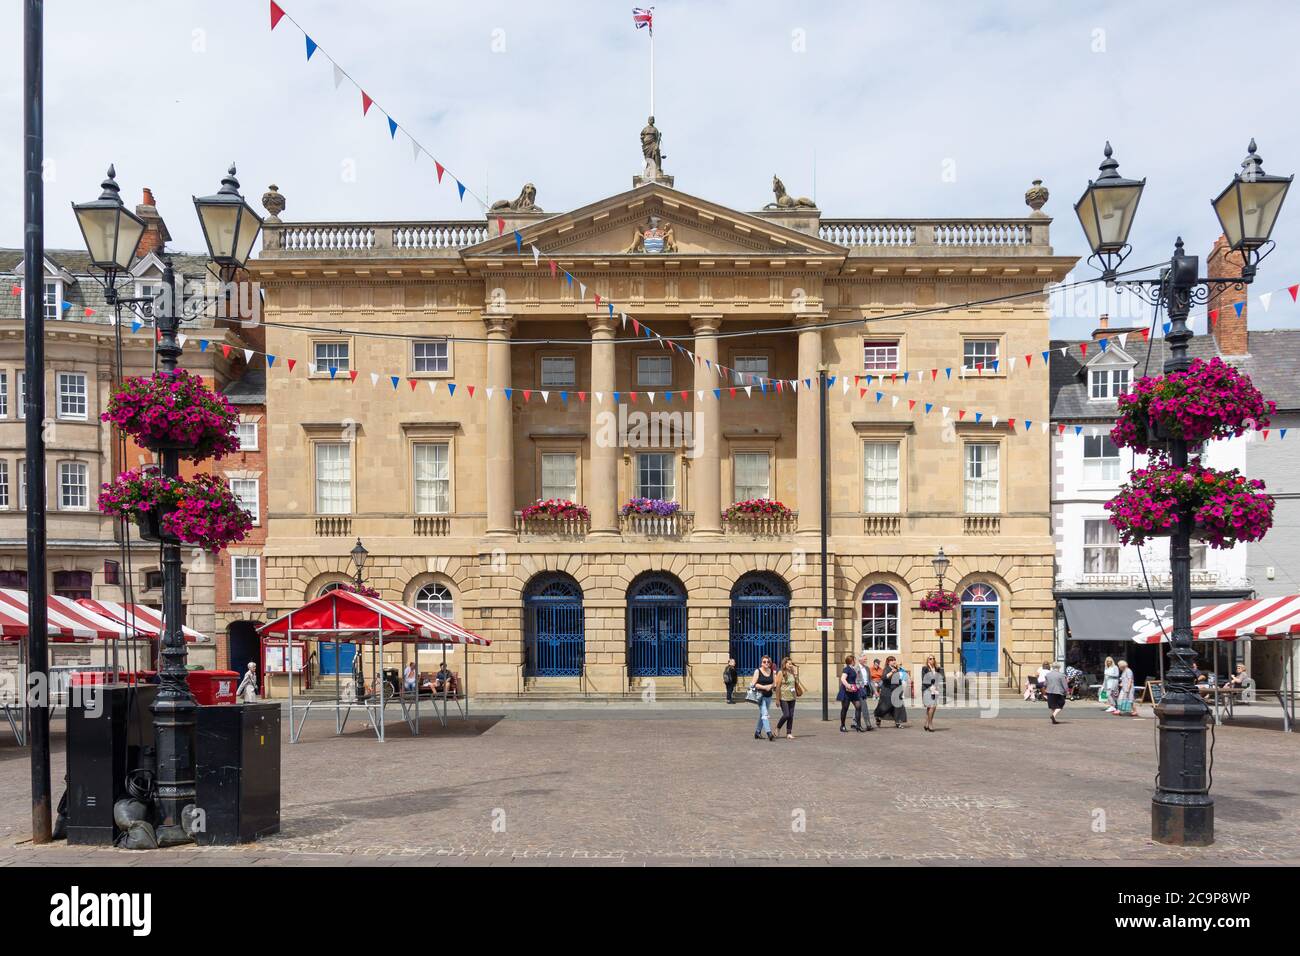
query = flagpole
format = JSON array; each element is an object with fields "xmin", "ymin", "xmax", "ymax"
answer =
[{"xmin": 650, "ymin": 27, "xmax": 655, "ymax": 117}]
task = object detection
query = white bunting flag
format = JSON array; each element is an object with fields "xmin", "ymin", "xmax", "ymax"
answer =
[
  {"xmin": 891, "ymin": 395, "xmax": 899, "ymax": 408},
  {"xmin": 697, "ymin": 390, "xmax": 704, "ymax": 401},
  {"xmin": 485, "ymin": 387, "xmax": 494, "ymax": 399},
  {"xmin": 744, "ymin": 386, "xmax": 752, "ymax": 398},
  {"xmin": 842, "ymin": 378, "xmax": 850, "ymax": 394},
  {"xmin": 1008, "ymin": 356, "xmax": 1017, "ymax": 374},
  {"xmin": 1059, "ymin": 346, "xmax": 1069, "ymax": 356},
  {"xmin": 594, "ymin": 391, "xmax": 604, "ymax": 404},
  {"xmin": 1041, "ymin": 421, "xmax": 1049, "ymax": 433},
  {"xmin": 579, "ymin": 282, "xmax": 587, "ymax": 299},
  {"xmin": 620, "ymin": 312, "xmax": 628, "ymax": 329},
  {"xmin": 177, "ymin": 333, "xmax": 187, "ymax": 348},
  {"xmin": 647, "ymin": 392, "xmax": 655, "ymax": 404},
  {"xmin": 1090, "ymin": 426, "xmax": 1099, "ymax": 437},
  {"xmin": 332, "ymin": 63, "xmax": 346, "ymax": 89},
  {"xmin": 1260, "ymin": 292, "xmax": 1273, "ymax": 312},
  {"xmin": 308, "ymin": 362, "xmax": 317, "ymax": 375},
  {"xmin": 531, "ymin": 244, "xmax": 541, "ymax": 266},
  {"xmin": 540, "ymin": 391, "xmax": 549, "ymax": 403},
  {"xmin": 427, "ymin": 381, "xmax": 438, "ymax": 396},
  {"xmin": 942, "ymin": 406, "xmax": 950, "ymax": 419},
  {"xmin": 992, "ymin": 416, "xmax": 999, "ymax": 428},
  {"xmin": 244, "ymin": 349, "xmax": 254, "ymax": 364},
  {"xmin": 411, "ymin": 136, "xmax": 421, "ymax": 162},
  {"xmin": 370, "ymin": 372, "xmax": 379, "ymax": 387}
]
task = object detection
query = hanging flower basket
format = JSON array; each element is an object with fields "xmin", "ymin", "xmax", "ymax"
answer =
[
  {"xmin": 725, "ymin": 498, "xmax": 793, "ymax": 519},
  {"xmin": 98, "ymin": 469, "xmax": 253, "ymax": 552},
  {"xmin": 521, "ymin": 499, "xmax": 590, "ymax": 521},
  {"xmin": 340, "ymin": 582, "xmax": 381, "ymax": 599},
  {"xmin": 919, "ymin": 589, "xmax": 960, "ymax": 614},
  {"xmin": 620, "ymin": 497, "xmax": 680, "ymax": 516},
  {"xmin": 1104, "ymin": 457, "xmax": 1274, "ymax": 550},
  {"xmin": 102, "ymin": 368, "xmax": 241, "ymax": 462},
  {"xmin": 1111, "ymin": 357, "xmax": 1273, "ymax": 453}
]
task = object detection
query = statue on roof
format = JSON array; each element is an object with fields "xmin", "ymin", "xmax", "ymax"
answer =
[
  {"xmin": 490, "ymin": 183, "xmax": 542, "ymax": 212},
  {"xmin": 641, "ymin": 116, "xmax": 665, "ymax": 177},
  {"xmin": 765, "ymin": 176, "xmax": 817, "ymax": 210}
]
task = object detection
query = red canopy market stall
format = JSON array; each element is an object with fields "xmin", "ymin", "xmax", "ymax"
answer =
[
  {"xmin": 258, "ymin": 588, "xmax": 491, "ymax": 742},
  {"xmin": 1133, "ymin": 594, "xmax": 1299, "ymax": 731},
  {"xmin": 0, "ymin": 588, "xmax": 141, "ymax": 744}
]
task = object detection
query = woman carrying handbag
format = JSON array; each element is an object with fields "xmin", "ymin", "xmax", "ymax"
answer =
[
  {"xmin": 775, "ymin": 656, "xmax": 802, "ymax": 739},
  {"xmin": 836, "ymin": 654, "xmax": 863, "ymax": 732},
  {"xmin": 749, "ymin": 656, "xmax": 777, "ymax": 740}
]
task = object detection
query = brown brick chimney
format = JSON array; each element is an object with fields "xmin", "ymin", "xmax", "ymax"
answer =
[
  {"xmin": 1208, "ymin": 234, "xmax": 1248, "ymax": 355},
  {"xmin": 134, "ymin": 187, "xmax": 172, "ymax": 258}
]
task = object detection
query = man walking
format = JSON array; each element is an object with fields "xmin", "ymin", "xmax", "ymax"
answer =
[
  {"xmin": 722, "ymin": 658, "xmax": 738, "ymax": 704},
  {"xmin": 1043, "ymin": 662, "xmax": 1069, "ymax": 724}
]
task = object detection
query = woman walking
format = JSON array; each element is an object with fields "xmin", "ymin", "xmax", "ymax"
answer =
[
  {"xmin": 1101, "ymin": 656, "xmax": 1120, "ymax": 713},
  {"xmin": 875, "ymin": 656, "xmax": 908, "ymax": 728},
  {"xmin": 836, "ymin": 654, "xmax": 862, "ymax": 732},
  {"xmin": 1114, "ymin": 659, "xmax": 1138, "ymax": 717},
  {"xmin": 775, "ymin": 656, "xmax": 800, "ymax": 739},
  {"xmin": 920, "ymin": 655, "xmax": 944, "ymax": 731},
  {"xmin": 751, "ymin": 655, "xmax": 777, "ymax": 740},
  {"xmin": 855, "ymin": 653, "xmax": 876, "ymax": 732}
]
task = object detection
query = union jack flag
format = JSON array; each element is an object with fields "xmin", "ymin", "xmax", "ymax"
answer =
[{"xmin": 632, "ymin": 7, "xmax": 654, "ymax": 35}]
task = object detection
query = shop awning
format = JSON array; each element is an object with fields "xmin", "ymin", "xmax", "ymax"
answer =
[
  {"xmin": 259, "ymin": 588, "xmax": 491, "ymax": 646},
  {"xmin": 76, "ymin": 599, "xmax": 208, "ymax": 643},
  {"xmin": 1060, "ymin": 597, "xmax": 1169, "ymax": 643},
  {"xmin": 1133, "ymin": 594, "xmax": 1300, "ymax": 644},
  {"xmin": 0, "ymin": 588, "xmax": 132, "ymax": 642}
]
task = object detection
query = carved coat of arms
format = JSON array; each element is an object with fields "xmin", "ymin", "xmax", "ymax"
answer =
[{"xmin": 625, "ymin": 216, "xmax": 677, "ymax": 254}]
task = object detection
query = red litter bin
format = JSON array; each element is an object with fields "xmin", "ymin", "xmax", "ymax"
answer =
[{"xmin": 187, "ymin": 670, "xmax": 239, "ymax": 706}]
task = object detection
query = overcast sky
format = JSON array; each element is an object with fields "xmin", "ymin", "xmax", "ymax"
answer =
[{"xmin": 5, "ymin": 0, "xmax": 1300, "ymax": 337}]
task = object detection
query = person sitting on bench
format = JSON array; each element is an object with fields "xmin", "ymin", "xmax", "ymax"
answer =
[
  {"xmin": 403, "ymin": 662, "xmax": 418, "ymax": 694},
  {"xmin": 434, "ymin": 663, "xmax": 453, "ymax": 695}
]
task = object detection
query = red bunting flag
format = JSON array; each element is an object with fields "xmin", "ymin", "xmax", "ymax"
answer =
[
  {"xmin": 9, "ymin": 285, "xmax": 19, "ymax": 296},
  {"xmin": 349, "ymin": 370, "xmax": 358, "ymax": 382},
  {"xmin": 1024, "ymin": 354, "xmax": 1033, "ymax": 368},
  {"xmin": 629, "ymin": 391, "xmax": 638, "ymax": 403},
  {"xmin": 1263, "ymin": 429, "xmax": 1270, "ymax": 440},
  {"xmin": 931, "ymin": 369, "xmax": 938, "ymax": 381},
  {"xmin": 548, "ymin": 260, "xmax": 557, "ymax": 277},
  {"xmin": 287, "ymin": 359, "xmax": 297, "ymax": 372},
  {"xmin": 435, "ymin": 161, "xmax": 445, "ymax": 183},
  {"xmin": 522, "ymin": 389, "xmax": 531, "ymax": 402},
  {"xmin": 958, "ymin": 409, "xmax": 967, "ymax": 420},
  {"xmin": 1008, "ymin": 419, "xmax": 1016, "ymax": 430},
  {"xmin": 631, "ymin": 319, "xmax": 640, "ymax": 334},
  {"xmin": 361, "ymin": 91, "xmax": 374, "ymax": 115},
  {"xmin": 594, "ymin": 293, "xmax": 602, "ymax": 307},
  {"xmin": 1057, "ymin": 423, "xmax": 1066, "ymax": 435},
  {"xmin": 1079, "ymin": 343, "xmax": 1087, "ymax": 357},
  {"xmin": 1140, "ymin": 328, "xmax": 1150, "ymax": 341},
  {"xmin": 729, "ymin": 388, "xmax": 737, "ymax": 398},
  {"xmin": 908, "ymin": 399, "xmax": 916, "ymax": 411},
  {"xmin": 680, "ymin": 390, "xmax": 689, "ymax": 402},
  {"xmin": 467, "ymin": 385, "xmax": 475, "ymax": 398},
  {"xmin": 1290, "ymin": 284, "xmax": 1299, "ymax": 302},
  {"xmin": 496, "ymin": 218, "xmax": 505, "ymax": 236},
  {"xmin": 270, "ymin": 1, "xmax": 286, "ymax": 30},
  {"xmin": 221, "ymin": 344, "xmax": 231, "ymax": 358},
  {"xmin": 578, "ymin": 391, "xmax": 587, "ymax": 403},
  {"xmin": 859, "ymin": 388, "xmax": 867, "ymax": 398},
  {"xmin": 1209, "ymin": 309, "xmax": 1218, "ymax": 327},
  {"xmin": 84, "ymin": 308, "xmax": 94, "ymax": 317}
]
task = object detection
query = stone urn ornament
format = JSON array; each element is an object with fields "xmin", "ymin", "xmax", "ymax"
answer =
[
  {"xmin": 261, "ymin": 184, "xmax": 286, "ymax": 222},
  {"xmin": 1025, "ymin": 179, "xmax": 1049, "ymax": 213}
]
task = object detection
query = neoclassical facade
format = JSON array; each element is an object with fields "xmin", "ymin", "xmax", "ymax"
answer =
[{"xmin": 250, "ymin": 174, "xmax": 1075, "ymax": 697}]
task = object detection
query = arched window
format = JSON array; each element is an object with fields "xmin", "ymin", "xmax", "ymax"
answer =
[
  {"xmin": 960, "ymin": 583, "xmax": 1000, "ymax": 673},
  {"xmin": 317, "ymin": 581, "xmax": 347, "ymax": 598},
  {"xmin": 861, "ymin": 583, "xmax": 899, "ymax": 652},
  {"xmin": 415, "ymin": 582, "xmax": 454, "ymax": 618}
]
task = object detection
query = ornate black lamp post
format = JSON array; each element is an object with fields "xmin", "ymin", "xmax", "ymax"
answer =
[
  {"xmin": 351, "ymin": 538, "xmax": 369, "ymax": 588},
  {"xmin": 1075, "ymin": 141, "xmax": 1291, "ymax": 846},
  {"xmin": 74, "ymin": 164, "xmax": 262, "ymax": 845},
  {"xmin": 931, "ymin": 546, "xmax": 950, "ymax": 702}
]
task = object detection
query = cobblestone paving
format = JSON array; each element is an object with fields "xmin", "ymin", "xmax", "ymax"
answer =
[{"xmin": 2, "ymin": 705, "xmax": 1297, "ymax": 865}]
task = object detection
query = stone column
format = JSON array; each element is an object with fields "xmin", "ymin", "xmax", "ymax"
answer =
[
  {"xmin": 484, "ymin": 315, "xmax": 515, "ymax": 537},
  {"xmin": 690, "ymin": 314, "xmax": 723, "ymax": 537},
  {"xmin": 588, "ymin": 313, "xmax": 619, "ymax": 537},
  {"xmin": 795, "ymin": 314, "xmax": 825, "ymax": 536}
]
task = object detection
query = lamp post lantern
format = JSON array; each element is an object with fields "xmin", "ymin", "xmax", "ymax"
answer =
[
  {"xmin": 75, "ymin": 164, "xmax": 262, "ymax": 845},
  {"xmin": 1076, "ymin": 141, "xmax": 1291, "ymax": 847},
  {"xmin": 931, "ymin": 547, "xmax": 950, "ymax": 703},
  {"xmin": 351, "ymin": 538, "xmax": 369, "ymax": 589}
]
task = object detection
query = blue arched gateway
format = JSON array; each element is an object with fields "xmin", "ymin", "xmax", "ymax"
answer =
[
  {"xmin": 729, "ymin": 573, "xmax": 791, "ymax": 674},
  {"xmin": 960, "ymin": 583, "xmax": 1000, "ymax": 673},
  {"xmin": 524, "ymin": 573, "xmax": 584, "ymax": 677},
  {"xmin": 627, "ymin": 574, "xmax": 687, "ymax": 677}
]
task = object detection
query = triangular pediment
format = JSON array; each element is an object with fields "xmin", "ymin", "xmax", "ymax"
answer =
[{"xmin": 463, "ymin": 182, "xmax": 844, "ymax": 261}]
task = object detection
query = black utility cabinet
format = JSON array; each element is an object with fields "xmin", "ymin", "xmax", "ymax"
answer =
[{"xmin": 194, "ymin": 702, "xmax": 281, "ymax": 845}]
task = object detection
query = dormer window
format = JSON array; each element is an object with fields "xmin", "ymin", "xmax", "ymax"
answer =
[
  {"xmin": 1089, "ymin": 367, "xmax": 1130, "ymax": 400},
  {"xmin": 43, "ymin": 281, "xmax": 61, "ymax": 321}
]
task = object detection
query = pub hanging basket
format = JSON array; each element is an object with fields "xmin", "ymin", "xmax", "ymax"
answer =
[
  {"xmin": 102, "ymin": 368, "xmax": 242, "ymax": 462},
  {"xmin": 919, "ymin": 589, "xmax": 959, "ymax": 614},
  {"xmin": 1111, "ymin": 357, "xmax": 1273, "ymax": 453},
  {"xmin": 98, "ymin": 469, "xmax": 253, "ymax": 552},
  {"xmin": 1104, "ymin": 456, "xmax": 1274, "ymax": 550}
]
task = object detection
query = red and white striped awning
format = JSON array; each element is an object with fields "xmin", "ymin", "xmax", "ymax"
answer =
[
  {"xmin": 1133, "ymin": 595, "xmax": 1300, "ymax": 644},
  {"xmin": 0, "ymin": 588, "xmax": 132, "ymax": 643},
  {"xmin": 77, "ymin": 599, "xmax": 208, "ymax": 643},
  {"xmin": 259, "ymin": 588, "xmax": 491, "ymax": 646}
]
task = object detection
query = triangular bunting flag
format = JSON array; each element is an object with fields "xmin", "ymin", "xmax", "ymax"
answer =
[
  {"xmin": 447, "ymin": 383, "xmax": 457, "ymax": 397},
  {"xmin": 456, "ymin": 181, "xmax": 466, "ymax": 201},
  {"xmin": 391, "ymin": 376, "xmax": 400, "ymax": 389},
  {"xmin": 388, "ymin": 117, "xmax": 398, "ymax": 139},
  {"xmin": 1260, "ymin": 292, "xmax": 1273, "ymax": 312},
  {"xmin": 287, "ymin": 358, "xmax": 296, "ymax": 372},
  {"xmin": 1288, "ymin": 284, "xmax": 1299, "ymax": 302},
  {"xmin": 370, "ymin": 372, "xmax": 379, "ymax": 386},
  {"xmin": 305, "ymin": 36, "xmax": 318, "ymax": 60},
  {"xmin": 409, "ymin": 378, "xmax": 418, "ymax": 391},
  {"xmin": 270, "ymin": 1, "xmax": 286, "ymax": 30},
  {"xmin": 361, "ymin": 91, "xmax": 374, "ymax": 115},
  {"xmin": 332, "ymin": 63, "xmax": 345, "ymax": 89},
  {"xmin": 348, "ymin": 369, "xmax": 358, "ymax": 382},
  {"xmin": 435, "ymin": 161, "xmax": 445, "ymax": 183}
]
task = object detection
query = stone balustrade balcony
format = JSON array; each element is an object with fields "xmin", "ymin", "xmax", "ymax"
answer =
[
  {"xmin": 721, "ymin": 511, "xmax": 799, "ymax": 537},
  {"xmin": 619, "ymin": 511, "xmax": 694, "ymax": 538},
  {"xmin": 514, "ymin": 511, "xmax": 590, "ymax": 539}
]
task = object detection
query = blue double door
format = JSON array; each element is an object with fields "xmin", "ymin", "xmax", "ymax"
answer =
[
  {"xmin": 729, "ymin": 602, "xmax": 791, "ymax": 674},
  {"xmin": 628, "ymin": 586, "xmax": 687, "ymax": 677},
  {"xmin": 961, "ymin": 605, "xmax": 999, "ymax": 673},
  {"xmin": 319, "ymin": 641, "xmax": 356, "ymax": 676}
]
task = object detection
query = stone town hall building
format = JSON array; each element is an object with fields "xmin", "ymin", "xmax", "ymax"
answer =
[{"xmin": 247, "ymin": 158, "xmax": 1075, "ymax": 697}]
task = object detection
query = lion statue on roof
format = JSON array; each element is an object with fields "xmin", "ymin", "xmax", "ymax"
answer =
[{"xmin": 490, "ymin": 183, "xmax": 542, "ymax": 213}]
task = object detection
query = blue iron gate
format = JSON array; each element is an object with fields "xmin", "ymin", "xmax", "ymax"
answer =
[
  {"xmin": 960, "ymin": 583, "xmax": 999, "ymax": 673},
  {"xmin": 525, "ymin": 575, "xmax": 584, "ymax": 677},
  {"xmin": 628, "ymin": 576, "xmax": 687, "ymax": 677},
  {"xmin": 729, "ymin": 574, "xmax": 791, "ymax": 674}
]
